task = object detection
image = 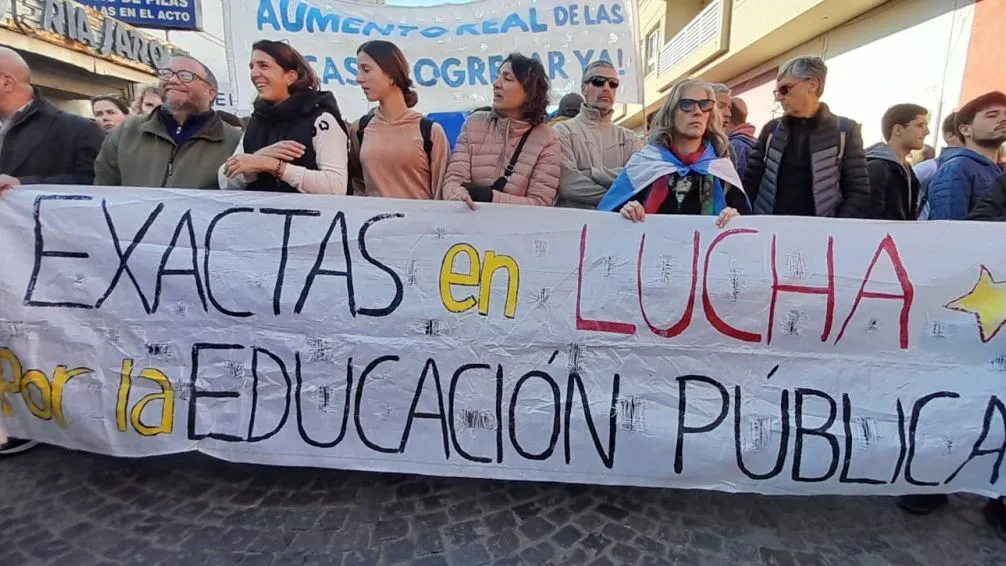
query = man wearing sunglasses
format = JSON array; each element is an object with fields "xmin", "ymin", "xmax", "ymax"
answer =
[
  {"xmin": 554, "ymin": 60, "xmax": 642, "ymax": 209},
  {"xmin": 94, "ymin": 55, "xmax": 241, "ymax": 189},
  {"xmin": 742, "ymin": 56, "xmax": 871, "ymax": 219}
]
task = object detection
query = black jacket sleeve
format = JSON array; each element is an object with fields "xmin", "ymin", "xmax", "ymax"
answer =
[
  {"xmin": 866, "ymin": 159, "xmax": 894, "ymax": 220},
  {"xmin": 727, "ymin": 185, "xmax": 752, "ymax": 215},
  {"xmin": 835, "ymin": 120, "xmax": 872, "ymax": 219},
  {"xmin": 18, "ymin": 117, "xmax": 104, "ymax": 185},
  {"xmin": 968, "ymin": 174, "xmax": 1006, "ymax": 221},
  {"xmin": 742, "ymin": 120, "xmax": 776, "ymax": 203}
]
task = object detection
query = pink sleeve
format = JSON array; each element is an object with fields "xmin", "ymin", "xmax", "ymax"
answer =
[
  {"xmin": 439, "ymin": 121, "xmax": 473, "ymax": 200},
  {"xmin": 492, "ymin": 128, "xmax": 560, "ymax": 206}
]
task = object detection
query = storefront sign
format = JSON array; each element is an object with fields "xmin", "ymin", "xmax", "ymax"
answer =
[
  {"xmin": 26, "ymin": 0, "xmax": 172, "ymax": 69},
  {"xmin": 1, "ymin": 186, "xmax": 1004, "ymax": 498},
  {"xmin": 75, "ymin": 0, "xmax": 202, "ymax": 32}
]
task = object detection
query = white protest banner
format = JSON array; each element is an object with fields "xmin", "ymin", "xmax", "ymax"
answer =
[
  {"xmin": 1, "ymin": 187, "xmax": 1004, "ymax": 498},
  {"xmin": 223, "ymin": 0, "xmax": 641, "ymax": 118}
]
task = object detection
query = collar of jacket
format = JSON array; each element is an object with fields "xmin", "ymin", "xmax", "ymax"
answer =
[
  {"xmin": 9, "ymin": 88, "xmax": 56, "ymax": 127},
  {"xmin": 579, "ymin": 103, "xmax": 613, "ymax": 123},
  {"xmin": 785, "ymin": 102, "xmax": 836, "ymax": 129},
  {"xmin": 139, "ymin": 107, "xmax": 225, "ymax": 144},
  {"xmin": 487, "ymin": 110, "xmax": 536, "ymax": 136}
]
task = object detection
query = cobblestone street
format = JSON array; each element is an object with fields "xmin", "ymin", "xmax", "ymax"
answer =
[{"xmin": 0, "ymin": 447, "xmax": 1001, "ymax": 565}]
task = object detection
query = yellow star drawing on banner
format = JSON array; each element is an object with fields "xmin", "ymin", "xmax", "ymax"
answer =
[{"xmin": 945, "ymin": 265, "xmax": 1006, "ymax": 343}]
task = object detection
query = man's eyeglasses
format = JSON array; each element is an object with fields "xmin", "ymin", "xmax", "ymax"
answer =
[
  {"xmin": 678, "ymin": 98, "xmax": 714, "ymax": 113},
  {"xmin": 156, "ymin": 68, "xmax": 208, "ymax": 85},
  {"xmin": 774, "ymin": 79, "xmax": 809, "ymax": 97},
  {"xmin": 585, "ymin": 76, "xmax": 619, "ymax": 89}
]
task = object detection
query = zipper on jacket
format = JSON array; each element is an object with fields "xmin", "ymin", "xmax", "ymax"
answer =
[{"xmin": 160, "ymin": 146, "xmax": 180, "ymax": 187}]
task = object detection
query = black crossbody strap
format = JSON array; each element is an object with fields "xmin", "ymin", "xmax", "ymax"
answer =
[{"xmin": 491, "ymin": 127, "xmax": 535, "ymax": 191}]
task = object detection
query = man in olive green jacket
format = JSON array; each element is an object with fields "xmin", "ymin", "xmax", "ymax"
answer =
[{"xmin": 95, "ymin": 55, "xmax": 240, "ymax": 189}]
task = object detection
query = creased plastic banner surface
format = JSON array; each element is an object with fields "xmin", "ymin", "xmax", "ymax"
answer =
[
  {"xmin": 223, "ymin": 0, "xmax": 641, "ymax": 118},
  {"xmin": 1, "ymin": 187, "xmax": 1004, "ymax": 497}
]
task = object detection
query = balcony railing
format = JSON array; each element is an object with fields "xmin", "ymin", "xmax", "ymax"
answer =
[{"xmin": 658, "ymin": 0, "xmax": 724, "ymax": 76}]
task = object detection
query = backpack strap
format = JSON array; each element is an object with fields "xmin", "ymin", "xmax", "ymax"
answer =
[
  {"xmin": 419, "ymin": 118, "xmax": 434, "ymax": 164},
  {"xmin": 356, "ymin": 111, "xmax": 374, "ymax": 147},
  {"xmin": 420, "ymin": 117, "xmax": 434, "ymax": 186}
]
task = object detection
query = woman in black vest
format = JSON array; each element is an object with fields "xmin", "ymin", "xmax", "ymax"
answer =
[{"xmin": 220, "ymin": 40, "xmax": 349, "ymax": 194}]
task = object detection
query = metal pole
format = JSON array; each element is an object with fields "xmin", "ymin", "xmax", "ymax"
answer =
[{"xmin": 632, "ymin": 0, "xmax": 648, "ymax": 139}]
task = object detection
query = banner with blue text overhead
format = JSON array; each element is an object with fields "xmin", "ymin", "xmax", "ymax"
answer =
[
  {"xmin": 1, "ymin": 186, "xmax": 1005, "ymax": 498},
  {"xmin": 223, "ymin": 0, "xmax": 641, "ymax": 119},
  {"xmin": 77, "ymin": 0, "xmax": 203, "ymax": 31}
]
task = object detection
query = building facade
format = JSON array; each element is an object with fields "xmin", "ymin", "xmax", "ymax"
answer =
[
  {"xmin": 621, "ymin": 0, "xmax": 1000, "ymax": 149},
  {"xmin": 0, "ymin": 0, "xmax": 173, "ymax": 116}
]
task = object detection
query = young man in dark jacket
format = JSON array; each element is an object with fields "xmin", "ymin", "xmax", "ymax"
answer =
[
  {"xmin": 728, "ymin": 97, "xmax": 757, "ymax": 181},
  {"xmin": 920, "ymin": 91, "xmax": 1006, "ymax": 219},
  {"xmin": 743, "ymin": 56, "xmax": 871, "ymax": 218},
  {"xmin": 0, "ymin": 47, "xmax": 104, "ymax": 192},
  {"xmin": 866, "ymin": 103, "xmax": 929, "ymax": 220}
]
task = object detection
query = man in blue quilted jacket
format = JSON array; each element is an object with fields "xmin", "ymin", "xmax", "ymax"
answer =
[{"xmin": 919, "ymin": 91, "xmax": 1006, "ymax": 219}]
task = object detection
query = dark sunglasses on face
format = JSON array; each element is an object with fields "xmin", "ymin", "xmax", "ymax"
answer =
[
  {"xmin": 678, "ymin": 98, "xmax": 714, "ymax": 113},
  {"xmin": 156, "ymin": 68, "xmax": 206, "ymax": 84},
  {"xmin": 586, "ymin": 76, "xmax": 619, "ymax": 89},
  {"xmin": 774, "ymin": 79, "xmax": 807, "ymax": 97}
]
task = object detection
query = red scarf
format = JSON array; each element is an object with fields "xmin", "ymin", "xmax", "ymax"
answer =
[{"xmin": 643, "ymin": 144, "xmax": 705, "ymax": 213}]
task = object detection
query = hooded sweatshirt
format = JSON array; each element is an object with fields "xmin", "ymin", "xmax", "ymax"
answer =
[
  {"xmin": 350, "ymin": 108, "xmax": 451, "ymax": 200},
  {"xmin": 865, "ymin": 141, "xmax": 919, "ymax": 220},
  {"xmin": 920, "ymin": 147, "xmax": 1003, "ymax": 220},
  {"xmin": 728, "ymin": 123, "xmax": 757, "ymax": 181}
]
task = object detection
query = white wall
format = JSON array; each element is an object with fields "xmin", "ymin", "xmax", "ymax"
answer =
[{"xmin": 731, "ymin": 0, "xmax": 975, "ymax": 149}]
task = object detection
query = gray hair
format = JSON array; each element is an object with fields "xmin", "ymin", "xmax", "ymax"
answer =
[
  {"xmin": 170, "ymin": 54, "xmax": 218, "ymax": 89},
  {"xmin": 709, "ymin": 83, "xmax": 731, "ymax": 95},
  {"xmin": 778, "ymin": 56, "xmax": 828, "ymax": 97},
  {"xmin": 649, "ymin": 78, "xmax": 730, "ymax": 157},
  {"xmin": 582, "ymin": 60, "xmax": 615, "ymax": 81}
]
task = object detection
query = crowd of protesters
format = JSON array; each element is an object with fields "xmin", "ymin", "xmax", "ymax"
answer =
[{"xmin": 0, "ymin": 40, "xmax": 1004, "ymax": 540}]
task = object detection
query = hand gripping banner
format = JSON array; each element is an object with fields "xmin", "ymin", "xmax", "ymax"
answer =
[{"xmin": 0, "ymin": 187, "xmax": 1003, "ymax": 498}]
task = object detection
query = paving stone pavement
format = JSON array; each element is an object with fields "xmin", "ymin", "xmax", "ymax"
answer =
[{"xmin": 0, "ymin": 446, "xmax": 1002, "ymax": 566}]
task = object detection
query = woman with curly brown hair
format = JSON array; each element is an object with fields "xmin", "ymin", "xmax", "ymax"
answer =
[
  {"xmin": 440, "ymin": 53, "xmax": 560, "ymax": 208},
  {"xmin": 219, "ymin": 39, "xmax": 349, "ymax": 194}
]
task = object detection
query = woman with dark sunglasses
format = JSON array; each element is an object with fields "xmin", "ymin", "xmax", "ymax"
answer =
[
  {"xmin": 220, "ymin": 40, "xmax": 349, "ymax": 194},
  {"xmin": 598, "ymin": 78, "xmax": 749, "ymax": 225}
]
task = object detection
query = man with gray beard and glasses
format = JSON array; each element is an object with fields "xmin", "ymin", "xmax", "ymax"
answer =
[{"xmin": 95, "ymin": 55, "xmax": 240, "ymax": 189}]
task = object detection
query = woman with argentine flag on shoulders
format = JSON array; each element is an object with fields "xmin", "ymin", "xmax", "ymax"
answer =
[{"xmin": 597, "ymin": 78, "xmax": 749, "ymax": 227}]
